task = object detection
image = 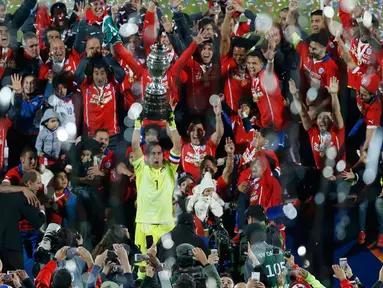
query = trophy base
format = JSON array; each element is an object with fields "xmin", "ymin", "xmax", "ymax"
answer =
[{"xmin": 142, "ymin": 119, "xmax": 168, "ymax": 128}]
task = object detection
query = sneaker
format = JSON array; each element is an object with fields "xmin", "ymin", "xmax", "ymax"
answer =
[
  {"xmin": 357, "ymin": 231, "xmax": 366, "ymax": 244},
  {"xmin": 377, "ymin": 234, "xmax": 383, "ymax": 248}
]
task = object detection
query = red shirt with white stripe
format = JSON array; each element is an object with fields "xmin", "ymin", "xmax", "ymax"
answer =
[
  {"xmin": 81, "ymin": 81, "xmax": 119, "ymax": 136},
  {"xmin": 251, "ymin": 70, "xmax": 285, "ymax": 131},
  {"xmin": 356, "ymin": 95, "xmax": 381, "ymax": 128},
  {"xmin": 221, "ymin": 55, "xmax": 252, "ymax": 112},
  {"xmin": 181, "ymin": 138, "xmax": 217, "ymax": 182},
  {"xmin": 307, "ymin": 124, "xmax": 345, "ymax": 171},
  {"xmin": 248, "ymin": 171, "xmax": 282, "ymax": 209},
  {"xmin": 0, "ymin": 117, "xmax": 12, "ymax": 172}
]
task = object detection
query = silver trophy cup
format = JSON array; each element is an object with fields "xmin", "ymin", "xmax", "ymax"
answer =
[{"xmin": 143, "ymin": 44, "xmax": 172, "ymax": 120}]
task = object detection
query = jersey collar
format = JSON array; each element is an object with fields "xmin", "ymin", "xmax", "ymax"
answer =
[
  {"xmin": 313, "ymin": 54, "xmax": 331, "ymax": 64},
  {"xmin": 18, "ymin": 164, "xmax": 24, "ymax": 175}
]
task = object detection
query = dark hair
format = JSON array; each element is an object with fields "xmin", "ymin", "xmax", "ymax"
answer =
[
  {"xmin": 53, "ymin": 72, "xmax": 73, "ymax": 92},
  {"xmin": 187, "ymin": 120, "xmax": 205, "ymax": 134},
  {"xmin": 43, "ymin": 27, "xmax": 61, "ymax": 49},
  {"xmin": 21, "ymin": 170, "xmax": 38, "ymax": 186},
  {"xmin": 247, "ymin": 223, "xmax": 266, "ymax": 244},
  {"xmin": 280, "ymin": 7, "xmax": 289, "ymax": 13},
  {"xmin": 144, "ymin": 124, "xmax": 161, "ymax": 138},
  {"xmin": 53, "ymin": 228, "xmax": 79, "ymax": 252},
  {"xmin": 198, "ymin": 17, "xmax": 215, "ymax": 31},
  {"xmin": 247, "ymin": 49, "xmax": 266, "ymax": 65},
  {"xmin": 200, "ymin": 155, "xmax": 217, "ymax": 171},
  {"xmin": 20, "ymin": 146, "xmax": 37, "ymax": 158},
  {"xmin": 94, "ymin": 128, "xmax": 109, "ymax": 138},
  {"xmin": 372, "ymin": 14, "xmax": 379, "ymax": 29},
  {"xmin": 310, "ymin": 9, "xmax": 323, "ymax": 17},
  {"xmin": 92, "ymin": 225, "xmax": 129, "ymax": 258},
  {"xmin": 176, "ymin": 254, "xmax": 194, "ymax": 269},
  {"xmin": 50, "ymin": 2, "xmax": 67, "ymax": 16},
  {"xmin": 146, "ymin": 141, "xmax": 163, "ymax": 154},
  {"xmin": 53, "ymin": 268, "xmax": 72, "ymax": 288},
  {"xmin": 89, "ymin": 56, "xmax": 108, "ymax": 77},
  {"xmin": 174, "ymin": 273, "xmax": 196, "ymax": 288}
]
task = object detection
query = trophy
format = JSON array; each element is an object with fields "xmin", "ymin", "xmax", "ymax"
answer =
[{"xmin": 142, "ymin": 43, "xmax": 172, "ymax": 121}]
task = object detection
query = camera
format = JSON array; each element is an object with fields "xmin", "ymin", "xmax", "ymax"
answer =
[
  {"xmin": 66, "ymin": 247, "xmax": 79, "ymax": 258},
  {"xmin": 284, "ymin": 249, "xmax": 292, "ymax": 258},
  {"xmin": 34, "ymin": 223, "xmax": 61, "ymax": 264},
  {"xmin": 110, "ymin": 262, "xmax": 124, "ymax": 274}
]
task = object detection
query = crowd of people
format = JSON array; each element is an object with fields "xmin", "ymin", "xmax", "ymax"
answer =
[{"xmin": 0, "ymin": 0, "xmax": 382, "ymax": 286}]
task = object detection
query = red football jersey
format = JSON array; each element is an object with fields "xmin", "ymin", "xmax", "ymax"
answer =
[
  {"xmin": 251, "ymin": 70, "xmax": 285, "ymax": 131},
  {"xmin": 221, "ymin": 55, "xmax": 252, "ymax": 111},
  {"xmin": 2, "ymin": 164, "xmax": 23, "ymax": 185},
  {"xmin": 181, "ymin": 138, "xmax": 217, "ymax": 182},
  {"xmin": 38, "ymin": 59, "xmax": 72, "ymax": 81},
  {"xmin": 0, "ymin": 117, "xmax": 12, "ymax": 172},
  {"xmin": 356, "ymin": 94, "xmax": 381, "ymax": 128},
  {"xmin": 296, "ymin": 41, "xmax": 340, "ymax": 92},
  {"xmin": 307, "ymin": 124, "xmax": 345, "ymax": 171},
  {"xmin": 82, "ymin": 81, "xmax": 119, "ymax": 136},
  {"xmin": 248, "ymin": 171, "xmax": 282, "ymax": 209}
]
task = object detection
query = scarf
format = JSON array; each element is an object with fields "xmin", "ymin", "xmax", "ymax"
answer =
[
  {"xmin": 35, "ymin": 5, "xmax": 52, "ymax": 50},
  {"xmin": 86, "ymin": 8, "xmax": 108, "ymax": 25}
]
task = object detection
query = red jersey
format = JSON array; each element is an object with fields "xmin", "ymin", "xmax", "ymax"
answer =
[
  {"xmin": 221, "ymin": 55, "xmax": 252, "ymax": 111},
  {"xmin": 119, "ymin": 56, "xmax": 144, "ymax": 110},
  {"xmin": 296, "ymin": 41, "xmax": 340, "ymax": 92},
  {"xmin": 307, "ymin": 124, "xmax": 345, "ymax": 171},
  {"xmin": 114, "ymin": 42, "xmax": 189, "ymax": 106},
  {"xmin": 230, "ymin": 114, "xmax": 256, "ymax": 153},
  {"xmin": 82, "ymin": 81, "xmax": 119, "ymax": 136},
  {"xmin": 100, "ymin": 148, "xmax": 116, "ymax": 175},
  {"xmin": 0, "ymin": 117, "xmax": 12, "ymax": 171},
  {"xmin": 181, "ymin": 138, "xmax": 217, "ymax": 182},
  {"xmin": 38, "ymin": 59, "xmax": 72, "ymax": 81},
  {"xmin": 248, "ymin": 171, "xmax": 282, "ymax": 210},
  {"xmin": 338, "ymin": 0, "xmax": 379, "ymax": 89},
  {"xmin": 47, "ymin": 190, "xmax": 70, "ymax": 225},
  {"xmin": 251, "ymin": 70, "xmax": 285, "ymax": 131},
  {"xmin": 66, "ymin": 48, "xmax": 82, "ymax": 74},
  {"xmin": 232, "ymin": 21, "xmax": 251, "ymax": 37},
  {"xmin": 0, "ymin": 48, "xmax": 13, "ymax": 79},
  {"xmin": 3, "ymin": 164, "xmax": 23, "ymax": 185},
  {"xmin": 356, "ymin": 94, "xmax": 381, "ymax": 128}
]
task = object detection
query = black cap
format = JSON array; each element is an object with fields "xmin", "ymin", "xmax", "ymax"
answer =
[
  {"xmin": 245, "ymin": 205, "xmax": 266, "ymax": 222},
  {"xmin": 50, "ymin": 2, "xmax": 67, "ymax": 15},
  {"xmin": 308, "ymin": 29, "xmax": 329, "ymax": 48},
  {"xmin": 177, "ymin": 212, "xmax": 195, "ymax": 226},
  {"xmin": 178, "ymin": 172, "xmax": 194, "ymax": 186}
]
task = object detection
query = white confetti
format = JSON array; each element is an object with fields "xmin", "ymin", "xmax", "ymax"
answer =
[{"xmin": 57, "ymin": 126, "xmax": 69, "ymax": 142}]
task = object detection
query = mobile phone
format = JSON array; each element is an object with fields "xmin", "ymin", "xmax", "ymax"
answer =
[
  {"xmin": 187, "ymin": 249, "xmax": 194, "ymax": 257},
  {"xmin": 272, "ymin": 248, "xmax": 280, "ymax": 255},
  {"xmin": 339, "ymin": 258, "xmax": 347, "ymax": 272},
  {"xmin": 66, "ymin": 247, "xmax": 79, "ymax": 257},
  {"xmin": 211, "ymin": 249, "xmax": 218, "ymax": 255},
  {"xmin": 251, "ymin": 272, "xmax": 260, "ymax": 281},
  {"xmin": 3, "ymin": 274, "xmax": 13, "ymax": 282},
  {"xmin": 284, "ymin": 249, "xmax": 292, "ymax": 258},
  {"xmin": 134, "ymin": 254, "xmax": 148, "ymax": 262},
  {"xmin": 146, "ymin": 235, "xmax": 154, "ymax": 250}
]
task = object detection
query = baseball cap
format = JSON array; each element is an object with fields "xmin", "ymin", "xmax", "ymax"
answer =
[
  {"xmin": 176, "ymin": 243, "xmax": 195, "ymax": 257},
  {"xmin": 178, "ymin": 172, "xmax": 194, "ymax": 186},
  {"xmin": 308, "ymin": 29, "xmax": 329, "ymax": 47},
  {"xmin": 361, "ymin": 74, "xmax": 381, "ymax": 94}
]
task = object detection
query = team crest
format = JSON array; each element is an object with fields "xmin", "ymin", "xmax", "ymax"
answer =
[
  {"xmin": 201, "ymin": 145, "xmax": 206, "ymax": 151},
  {"xmin": 367, "ymin": 48, "xmax": 372, "ymax": 55},
  {"xmin": 105, "ymin": 161, "xmax": 111, "ymax": 168},
  {"xmin": 361, "ymin": 78, "xmax": 367, "ymax": 85},
  {"xmin": 318, "ymin": 68, "xmax": 324, "ymax": 74},
  {"xmin": 105, "ymin": 84, "xmax": 110, "ymax": 89},
  {"xmin": 329, "ymin": 42, "xmax": 335, "ymax": 48}
]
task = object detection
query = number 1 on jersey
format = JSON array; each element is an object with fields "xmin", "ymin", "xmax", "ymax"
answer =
[{"xmin": 155, "ymin": 180, "xmax": 158, "ymax": 190}]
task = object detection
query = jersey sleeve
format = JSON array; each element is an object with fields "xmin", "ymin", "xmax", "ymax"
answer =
[
  {"xmin": 133, "ymin": 156, "xmax": 145, "ymax": 174},
  {"xmin": 168, "ymin": 149, "xmax": 181, "ymax": 173},
  {"xmin": 3, "ymin": 169, "xmax": 19, "ymax": 185},
  {"xmin": 365, "ymin": 104, "xmax": 382, "ymax": 128}
]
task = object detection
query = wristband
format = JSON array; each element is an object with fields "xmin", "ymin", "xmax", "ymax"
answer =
[
  {"xmin": 134, "ymin": 119, "xmax": 141, "ymax": 129},
  {"xmin": 268, "ymin": 58, "xmax": 274, "ymax": 63},
  {"xmin": 356, "ymin": 17, "xmax": 363, "ymax": 23}
]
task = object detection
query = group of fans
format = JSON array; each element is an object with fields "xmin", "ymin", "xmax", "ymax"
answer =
[{"xmin": 0, "ymin": 0, "xmax": 383, "ymax": 286}]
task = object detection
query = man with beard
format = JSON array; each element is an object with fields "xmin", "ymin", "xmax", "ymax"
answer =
[
  {"xmin": 287, "ymin": 28, "xmax": 339, "ymax": 120},
  {"xmin": 75, "ymin": 50, "xmax": 125, "ymax": 139},
  {"xmin": 220, "ymin": 4, "xmax": 254, "ymax": 112}
]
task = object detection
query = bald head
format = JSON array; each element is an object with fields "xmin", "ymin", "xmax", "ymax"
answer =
[
  {"xmin": 86, "ymin": 38, "xmax": 101, "ymax": 58},
  {"xmin": 50, "ymin": 39, "xmax": 65, "ymax": 62},
  {"xmin": 22, "ymin": 170, "xmax": 42, "ymax": 193}
]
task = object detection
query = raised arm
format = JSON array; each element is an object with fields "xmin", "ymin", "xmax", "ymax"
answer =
[
  {"xmin": 263, "ymin": 39, "xmax": 276, "ymax": 74},
  {"xmin": 114, "ymin": 42, "xmax": 145, "ymax": 77},
  {"xmin": 334, "ymin": 36, "xmax": 358, "ymax": 72},
  {"xmin": 222, "ymin": 138, "xmax": 235, "ymax": 184},
  {"xmin": 211, "ymin": 101, "xmax": 224, "ymax": 146},
  {"xmin": 289, "ymin": 79, "xmax": 313, "ymax": 131},
  {"xmin": 74, "ymin": 56, "xmax": 90, "ymax": 85},
  {"xmin": 326, "ymin": 76, "xmax": 344, "ymax": 129},
  {"xmin": 132, "ymin": 120, "xmax": 144, "ymax": 161},
  {"xmin": 220, "ymin": 5, "xmax": 235, "ymax": 57},
  {"xmin": 143, "ymin": 1, "xmax": 157, "ymax": 56},
  {"xmin": 167, "ymin": 112, "xmax": 182, "ymax": 155}
]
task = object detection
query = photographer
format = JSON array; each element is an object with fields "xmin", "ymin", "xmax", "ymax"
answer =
[
  {"xmin": 35, "ymin": 245, "xmax": 94, "ymax": 288},
  {"xmin": 0, "ymin": 270, "xmax": 35, "ymax": 288},
  {"xmin": 170, "ymin": 244, "xmax": 221, "ymax": 287},
  {"xmin": 244, "ymin": 223, "xmax": 289, "ymax": 286},
  {"xmin": 87, "ymin": 244, "xmax": 134, "ymax": 288}
]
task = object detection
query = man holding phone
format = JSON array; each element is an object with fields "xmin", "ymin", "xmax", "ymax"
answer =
[{"xmin": 131, "ymin": 114, "xmax": 182, "ymax": 254}]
